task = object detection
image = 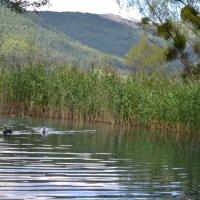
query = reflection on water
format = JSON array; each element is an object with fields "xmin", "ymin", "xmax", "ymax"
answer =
[{"xmin": 0, "ymin": 116, "xmax": 200, "ymax": 199}]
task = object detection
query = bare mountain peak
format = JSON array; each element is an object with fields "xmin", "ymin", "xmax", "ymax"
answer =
[{"xmin": 100, "ymin": 13, "xmax": 140, "ymax": 29}]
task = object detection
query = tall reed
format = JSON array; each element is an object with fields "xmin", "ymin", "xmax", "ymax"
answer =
[{"xmin": 0, "ymin": 64, "xmax": 200, "ymax": 132}]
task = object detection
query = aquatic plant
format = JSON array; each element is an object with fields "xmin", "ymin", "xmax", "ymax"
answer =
[{"xmin": 1, "ymin": 64, "xmax": 200, "ymax": 132}]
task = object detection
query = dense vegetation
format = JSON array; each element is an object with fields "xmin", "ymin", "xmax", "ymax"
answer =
[
  {"xmin": 0, "ymin": 0, "xmax": 49, "ymax": 12},
  {"xmin": 1, "ymin": 4, "xmax": 200, "ymax": 133},
  {"xmin": 0, "ymin": 7, "xmax": 124, "ymax": 69},
  {"xmin": 0, "ymin": 63, "xmax": 200, "ymax": 132},
  {"xmin": 118, "ymin": 0, "xmax": 200, "ymax": 78},
  {"xmin": 35, "ymin": 11, "xmax": 142, "ymax": 56}
]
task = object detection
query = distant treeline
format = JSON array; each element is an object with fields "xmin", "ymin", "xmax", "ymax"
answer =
[{"xmin": 1, "ymin": 63, "xmax": 200, "ymax": 133}]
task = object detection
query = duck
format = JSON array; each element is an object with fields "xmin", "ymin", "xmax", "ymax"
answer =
[
  {"xmin": 3, "ymin": 126, "xmax": 13, "ymax": 136},
  {"xmin": 42, "ymin": 127, "xmax": 46, "ymax": 135}
]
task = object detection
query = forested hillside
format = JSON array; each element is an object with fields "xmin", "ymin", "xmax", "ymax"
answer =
[
  {"xmin": 33, "ymin": 11, "xmax": 142, "ymax": 56},
  {"xmin": 0, "ymin": 7, "xmax": 124, "ymax": 68}
]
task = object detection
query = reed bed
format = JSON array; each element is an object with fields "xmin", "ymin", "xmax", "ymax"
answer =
[{"xmin": 0, "ymin": 64, "xmax": 200, "ymax": 132}]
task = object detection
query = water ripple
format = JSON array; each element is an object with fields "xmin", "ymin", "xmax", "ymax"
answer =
[{"xmin": 0, "ymin": 125, "xmax": 199, "ymax": 200}]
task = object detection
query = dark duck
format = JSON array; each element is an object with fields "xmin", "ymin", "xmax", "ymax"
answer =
[
  {"xmin": 42, "ymin": 127, "xmax": 46, "ymax": 135},
  {"xmin": 3, "ymin": 127, "xmax": 13, "ymax": 136}
]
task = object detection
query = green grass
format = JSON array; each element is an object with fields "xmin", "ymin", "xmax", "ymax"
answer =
[{"xmin": 0, "ymin": 64, "xmax": 200, "ymax": 132}]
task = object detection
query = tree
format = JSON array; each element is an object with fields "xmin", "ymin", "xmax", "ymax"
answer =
[
  {"xmin": 0, "ymin": 0, "xmax": 49, "ymax": 13},
  {"xmin": 127, "ymin": 35, "xmax": 166, "ymax": 72},
  {"xmin": 0, "ymin": 33, "xmax": 40, "ymax": 65},
  {"xmin": 117, "ymin": 0, "xmax": 200, "ymax": 79}
]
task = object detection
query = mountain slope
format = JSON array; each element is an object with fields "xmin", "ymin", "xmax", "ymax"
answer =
[
  {"xmin": 0, "ymin": 7, "xmax": 124, "ymax": 68},
  {"xmin": 100, "ymin": 14, "xmax": 140, "ymax": 29},
  {"xmin": 34, "ymin": 11, "xmax": 142, "ymax": 56}
]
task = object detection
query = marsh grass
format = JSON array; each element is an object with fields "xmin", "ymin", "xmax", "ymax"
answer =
[{"xmin": 0, "ymin": 64, "xmax": 200, "ymax": 132}]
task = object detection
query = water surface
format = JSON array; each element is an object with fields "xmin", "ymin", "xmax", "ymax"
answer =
[{"xmin": 0, "ymin": 116, "xmax": 200, "ymax": 199}]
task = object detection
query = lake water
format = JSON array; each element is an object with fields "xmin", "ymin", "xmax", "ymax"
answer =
[{"xmin": 0, "ymin": 116, "xmax": 200, "ymax": 199}]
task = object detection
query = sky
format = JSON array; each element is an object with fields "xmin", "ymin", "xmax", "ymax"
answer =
[{"xmin": 40, "ymin": 0, "xmax": 142, "ymax": 20}]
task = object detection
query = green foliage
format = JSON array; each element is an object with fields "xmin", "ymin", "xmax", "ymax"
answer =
[
  {"xmin": 1, "ymin": 64, "xmax": 200, "ymax": 131},
  {"xmin": 181, "ymin": 5, "xmax": 200, "ymax": 30},
  {"xmin": 166, "ymin": 46, "xmax": 178, "ymax": 61},
  {"xmin": 126, "ymin": 36, "xmax": 166, "ymax": 72},
  {"xmin": 190, "ymin": 63, "xmax": 200, "ymax": 80},
  {"xmin": 0, "ymin": 33, "xmax": 39, "ymax": 63},
  {"xmin": 118, "ymin": 0, "xmax": 200, "ymax": 79},
  {"xmin": 193, "ymin": 40, "xmax": 200, "ymax": 56},
  {"xmin": 173, "ymin": 31, "xmax": 187, "ymax": 50},
  {"xmin": 157, "ymin": 20, "xmax": 174, "ymax": 39},
  {"xmin": 157, "ymin": 20, "xmax": 187, "ymax": 51},
  {"xmin": 0, "ymin": 0, "xmax": 49, "ymax": 13},
  {"xmin": 156, "ymin": 21, "xmax": 188, "ymax": 67}
]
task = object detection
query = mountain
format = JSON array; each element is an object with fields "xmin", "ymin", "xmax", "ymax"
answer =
[
  {"xmin": 0, "ymin": 7, "xmax": 145, "ymax": 69},
  {"xmin": 33, "ymin": 11, "xmax": 143, "ymax": 56},
  {"xmin": 100, "ymin": 14, "xmax": 140, "ymax": 29},
  {"xmin": 0, "ymin": 7, "xmax": 125, "ymax": 68}
]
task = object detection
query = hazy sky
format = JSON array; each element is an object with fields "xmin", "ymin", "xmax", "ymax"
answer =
[{"xmin": 40, "ymin": 0, "xmax": 142, "ymax": 20}]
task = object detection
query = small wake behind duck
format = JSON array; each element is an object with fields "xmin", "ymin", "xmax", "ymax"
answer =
[
  {"xmin": 32, "ymin": 127, "xmax": 96, "ymax": 135},
  {"xmin": 1, "ymin": 127, "xmax": 96, "ymax": 137}
]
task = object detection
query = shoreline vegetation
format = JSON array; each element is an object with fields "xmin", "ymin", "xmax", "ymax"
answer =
[{"xmin": 0, "ymin": 64, "xmax": 200, "ymax": 133}]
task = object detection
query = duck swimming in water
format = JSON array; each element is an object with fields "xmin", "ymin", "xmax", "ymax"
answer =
[
  {"xmin": 42, "ymin": 127, "xmax": 46, "ymax": 135},
  {"xmin": 3, "ymin": 126, "xmax": 13, "ymax": 136}
]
